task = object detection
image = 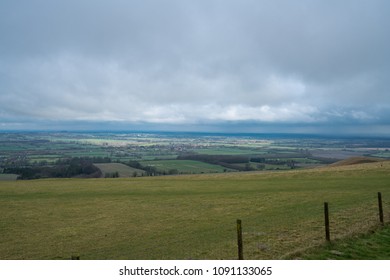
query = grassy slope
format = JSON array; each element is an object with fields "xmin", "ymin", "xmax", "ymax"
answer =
[
  {"xmin": 0, "ymin": 161, "xmax": 389, "ymax": 260},
  {"xmin": 329, "ymin": 156, "xmax": 384, "ymax": 167},
  {"xmin": 290, "ymin": 225, "xmax": 390, "ymax": 260}
]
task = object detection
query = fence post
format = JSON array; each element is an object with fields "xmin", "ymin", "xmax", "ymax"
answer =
[
  {"xmin": 378, "ymin": 192, "xmax": 384, "ymax": 225},
  {"xmin": 237, "ymin": 219, "xmax": 244, "ymax": 260},
  {"xmin": 324, "ymin": 202, "xmax": 330, "ymax": 242}
]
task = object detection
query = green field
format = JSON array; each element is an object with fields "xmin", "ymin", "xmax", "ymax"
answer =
[
  {"xmin": 0, "ymin": 174, "xmax": 18, "ymax": 181},
  {"xmin": 0, "ymin": 161, "xmax": 389, "ymax": 260},
  {"xmin": 140, "ymin": 159, "xmax": 233, "ymax": 174},
  {"xmin": 94, "ymin": 163, "xmax": 145, "ymax": 177},
  {"xmin": 291, "ymin": 225, "xmax": 390, "ymax": 259}
]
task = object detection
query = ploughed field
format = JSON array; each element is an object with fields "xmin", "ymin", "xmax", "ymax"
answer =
[{"xmin": 0, "ymin": 160, "xmax": 389, "ymax": 259}]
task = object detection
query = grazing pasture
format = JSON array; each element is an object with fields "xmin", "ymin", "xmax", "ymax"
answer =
[
  {"xmin": 0, "ymin": 161, "xmax": 389, "ymax": 260},
  {"xmin": 291, "ymin": 224, "xmax": 390, "ymax": 259}
]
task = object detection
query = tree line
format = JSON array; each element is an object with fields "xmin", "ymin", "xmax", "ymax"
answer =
[
  {"xmin": 4, "ymin": 157, "xmax": 102, "ymax": 179},
  {"xmin": 126, "ymin": 161, "xmax": 179, "ymax": 176}
]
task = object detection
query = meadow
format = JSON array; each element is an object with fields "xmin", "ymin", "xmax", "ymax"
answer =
[
  {"xmin": 2, "ymin": 132, "xmax": 390, "ymax": 178},
  {"xmin": 1, "ymin": 160, "xmax": 389, "ymax": 260},
  {"xmin": 292, "ymin": 225, "xmax": 390, "ymax": 259}
]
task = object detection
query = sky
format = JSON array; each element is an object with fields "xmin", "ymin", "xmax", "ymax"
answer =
[{"xmin": 1, "ymin": 0, "xmax": 390, "ymax": 135}]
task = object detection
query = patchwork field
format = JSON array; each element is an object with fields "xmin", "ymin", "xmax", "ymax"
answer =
[{"xmin": 0, "ymin": 161, "xmax": 389, "ymax": 260}]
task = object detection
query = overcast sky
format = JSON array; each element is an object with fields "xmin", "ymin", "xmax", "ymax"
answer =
[{"xmin": 1, "ymin": 0, "xmax": 389, "ymax": 135}]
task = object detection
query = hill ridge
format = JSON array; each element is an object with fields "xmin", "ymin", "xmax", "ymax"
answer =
[{"xmin": 329, "ymin": 156, "xmax": 385, "ymax": 167}]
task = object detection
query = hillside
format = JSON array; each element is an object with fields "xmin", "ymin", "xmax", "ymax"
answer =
[
  {"xmin": 329, "ymin": 156, "xmax": 385, "ymax": 167},
  {"xmin": 1, "ymin": 160, "xmax": 390, "ymax": 260},
  {"xmin": 289, "ymin": 224, "xmax": 390, "ymax": 260}
]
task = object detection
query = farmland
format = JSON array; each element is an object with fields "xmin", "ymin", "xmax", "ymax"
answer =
[
  {"xmin": 1, "ymin": 131, "xmax": 390, "ymax": 259},
  {"xmin": 0, "ymin": 160, "xmax": 389, "ymax": 259},
  {"xmin": 94, "ymin": 163, "xmax": 145, "ymax": 178},
  {"xmin": 1, "ymin": 131, "xmax": 390, "ymax": 179}
]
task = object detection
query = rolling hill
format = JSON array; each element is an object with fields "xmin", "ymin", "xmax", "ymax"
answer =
[
  {"xmin": 329, "ymin": 156, "xmax": 385, "ymax": 167},
  {"xmin": 1, "ymin": 160, "xmax": 389, "ymax": 259}
]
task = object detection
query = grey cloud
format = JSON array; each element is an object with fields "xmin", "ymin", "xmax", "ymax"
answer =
[{"xmin": 1, "ymin": 0, "xmax": 390, "ymax": 134}]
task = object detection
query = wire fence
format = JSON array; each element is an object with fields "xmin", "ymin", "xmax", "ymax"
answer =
[{"xmin": 236, "ymin": 192, "xmax": 389, "ymax": 260}]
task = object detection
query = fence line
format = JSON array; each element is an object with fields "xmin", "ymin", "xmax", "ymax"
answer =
[
  {"xmin": 324, "ymin": 202, "xmax": 330, "ymax": 242},
  {"xmin": 69, "ymin": 192, "xmax": 388, "ymax": 260},
  {"xmin": 236, "ymin": 219, "xmax": 244, "ymax": 260},
  {"xmin": 378, "ymin": 192, "xmax": 384, "ymax": 225},
  {"xmin": 237, "ymin": 191, "xmax": 387, "ymax": 260}
]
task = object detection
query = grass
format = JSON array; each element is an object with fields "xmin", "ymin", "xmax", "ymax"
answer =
[
  {"xmin": 0, "ymin": 174, "xmax": 18, "ymax": 181},
  {"xmin": 288, "ymin": 224, "xmax": 390, "ymax": 259},
  {"xmin": 329, "ymin": 156, "xmax": 383, "ymax": 167},
  {"xmin": 94, "ymin": 163, "xmax": 145, "ymax": 177},
  {"xmin": 0, "ymin": 161, "xmax": 389, "ymax": 260}
]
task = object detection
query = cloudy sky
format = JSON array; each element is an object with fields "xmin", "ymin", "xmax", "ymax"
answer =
[{"xmin": 1, "ymin": 0, "xmax": 389, "ymax": 135}]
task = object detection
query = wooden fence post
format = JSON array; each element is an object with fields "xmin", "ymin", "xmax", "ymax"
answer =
[
  {"xmin": 378, "ymin": 192, "xmax": 384, "ymax": 225},
  {"xmin": 324, "ymin": 202, "xmax": 330, "ymax": 242},
  {"xmin": 237, "ymin": 219, "xmax": 244, "ymax": 260}
]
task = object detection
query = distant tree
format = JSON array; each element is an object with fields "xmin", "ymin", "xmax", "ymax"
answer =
[
  {"xmin": 287, "ymin": 160, "xmax": 296, "ymax": 169},
  {"xmin": 144, "ymin": 166, "xmax": 158, "ymax": 176},
  {"xmin": 38, "ymin": 160, "xmax": 48, "ymax": 166},
  {"xmin": 250, "ymin": 157, "xmax": 265, "ymax": 163},
  {"xmin": 168, "ymin": 169, "xmax": 179, "ymax": 175},
  {"xmin": 105, "ymin": 171, "xmax": 119, "ymax": 178},
  {"xmin": 256, "ymin": 164, "xmax": 265, "ymax": 170},
  {"xmin": 244, "ymin": 163, "xmax": 255, "ymax": 171}
]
